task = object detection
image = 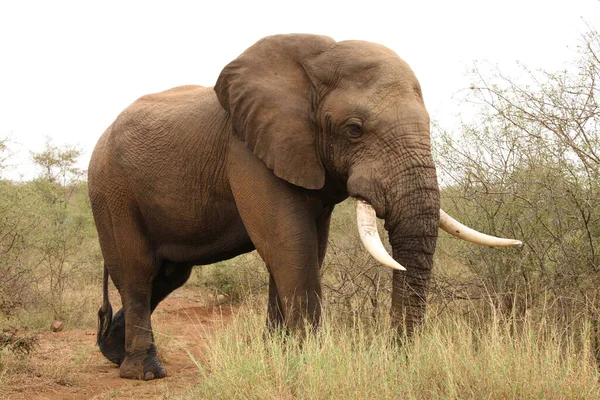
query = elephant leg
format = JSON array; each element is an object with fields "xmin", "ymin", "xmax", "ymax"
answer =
[
  {"xmin": 98, "ymin": 262, "xmax": 193, "ymax": 368},
  {"xmin": 96, "ymin": 212, "xmax": 127, "ymax": 366},
  {"xmin": 267, "ymin": 274, "xmax": 285, "ymax": 331},
  {"xmin": 98, "ymin": 295, "xmax": 126, "ymax": 365},
  {"xmin": 151, "ymin": 261, "xmax": 194, "ymax": 312},
  {"xmin": 251, "ymin": 211, "xmax": 322, "ymax": 334},
  {"xmin": 109, "ymin": 216, "xmax": 166, "ymax": 381},
  {"xmin": 228, "ymin": 138, "xmax": 323, "ymax": 334},
  {"xmin": 269, "ymin": 243, "xmax": 322, "ymax": 334},
  {"xmin": 266, "ymin": 207, "xmax": 331, "ymax": 332},
  {"xmin": 260, "ymin": 211, "xmax": 325, "ymax": 333},
  {"xmin": 316, "ymin": 205, "xmax": 334, "ymax": 268}
]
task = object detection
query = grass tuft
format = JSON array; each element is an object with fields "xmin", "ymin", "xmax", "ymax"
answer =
[{"xmin": 191, "ymin": 302, "xmax": 600, "ymax": 399}]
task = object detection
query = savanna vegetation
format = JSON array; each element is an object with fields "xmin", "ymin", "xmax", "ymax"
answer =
[{"xmin": 1, "ymin": 29, "xmax": 600, "ymax": 399}]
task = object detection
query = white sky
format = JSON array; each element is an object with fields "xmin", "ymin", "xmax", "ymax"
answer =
[{"xmin": 1, "ymin": 0, "xmax": 599, "ymax": 180}]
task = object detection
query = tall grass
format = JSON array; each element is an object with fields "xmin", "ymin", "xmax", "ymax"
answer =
[{"xmin": 191, "ymin": 298, "xmax": 600, "ymax": 399}]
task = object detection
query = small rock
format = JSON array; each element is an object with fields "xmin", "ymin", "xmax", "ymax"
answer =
[
  {"xmin": 217, "ymin": 294, "xmax": 226, "ymax": 302},
  {"xmin": 50, "ymin": 320, "xmax": 65, "ymax": 332}
]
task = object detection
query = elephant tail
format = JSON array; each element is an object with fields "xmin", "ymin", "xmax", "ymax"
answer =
[{"xmin": 97, "ymin": 264, "xmax": 113, "ymax": 346}]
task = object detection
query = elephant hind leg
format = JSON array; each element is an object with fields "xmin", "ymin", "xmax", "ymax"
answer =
[
  {"xmin": 118, "ymin": 261, "xmax": 194, "ymax": 380},
  {"xmin": 104, "ymin": 212, "xmax": 166, "ymax": 380},
  {"xmin": 94, "ymin": 207, "xmax": 127, "ymax": 365},
  {"xmin": 96, "ymin": 261, "xmax": 193, "ymax": 368},
  {"xmin": 151, "ymin": 261, "xmax": 194, "ymax": 312},
  {"xmin": 98, "ymin": 306, "xmax": 126, "ymax": 365}
]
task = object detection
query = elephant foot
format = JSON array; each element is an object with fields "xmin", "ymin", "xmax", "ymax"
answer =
[
  {"xmin": 98, "ymin": 308, "xmax": 126, "ymax": 365},
  {"xmin": 119, "ymin": 349, "xmax": 167, "ymax": 380}
]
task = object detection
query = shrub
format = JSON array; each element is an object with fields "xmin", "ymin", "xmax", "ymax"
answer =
[
  {"xmin": 433, "ymin": 28, "xmax": 600, "ymax": 328},
  {"xmin": 193, "ymin": 253, "xmax": 268, "ymax": 302},
  {"xmin": 0, "ymin": 140, "xmax": 101, "ymax": 330}
]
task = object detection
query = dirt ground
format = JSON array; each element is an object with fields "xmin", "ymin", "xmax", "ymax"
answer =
[{"xmin": 1, "ymin": 287, "xmax": 234, "ymax": 399}]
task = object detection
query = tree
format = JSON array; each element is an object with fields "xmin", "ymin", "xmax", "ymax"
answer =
[
  {"xmin": 433, "ymin": 27, "xmax": 600, "ymax": 322},
  {"xmin": 31, "ymin": 137, "xmax": 83, "ymax": 185},
  {"xmin": 0, "ymin": 139, "xmax": 99, "ymax": 327}
]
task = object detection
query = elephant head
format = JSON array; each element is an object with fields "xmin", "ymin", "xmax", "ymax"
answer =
[{"xmin": 215, "ymin": 34, "xmax": 520, "ymax": 335}]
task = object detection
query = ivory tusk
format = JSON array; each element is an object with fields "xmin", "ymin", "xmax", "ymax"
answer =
[
  {"xmin": 356, "ymin": 199, "xmax": 406, "ymax": 271},
  {"xmin": 439, "ymin": 209, "xmax": 523, "ymax": 247}
]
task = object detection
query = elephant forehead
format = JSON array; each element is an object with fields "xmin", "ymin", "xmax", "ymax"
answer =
[
  {"xmin": 333, "ymin": 41, "xmax": 415, "ymax": 77},
  {"xmin": 327, "ymin": 82, "xmax": 426, "ymax": 119},
  {"xmin": 323, "ymin": 49, "xmax": 421, "ymax": 102}
]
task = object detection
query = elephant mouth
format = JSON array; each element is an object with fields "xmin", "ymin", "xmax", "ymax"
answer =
[{"xmin": 354, "ymin": 198, "xmax": 522, "ymax": 271}]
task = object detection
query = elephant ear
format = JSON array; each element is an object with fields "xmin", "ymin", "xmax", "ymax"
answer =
[{"xmin": 215, "ymin": 34, "xmax": 336, "ymax": 190}]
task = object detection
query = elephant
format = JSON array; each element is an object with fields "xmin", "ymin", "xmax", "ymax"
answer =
[{"xmin": 88, "ymin": 34, "xmax": 521, "ymax": 380}]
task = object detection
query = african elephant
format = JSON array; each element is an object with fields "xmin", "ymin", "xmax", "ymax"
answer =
[{"xmin": 88, "ymin": 34, "xmax": 520, "ymax": 380}]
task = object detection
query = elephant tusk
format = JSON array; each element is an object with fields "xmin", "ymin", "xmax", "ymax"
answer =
[
  {"xmin": 439, "ymin": 209, "xmax": 523, "ymax": 247},
  {"xmin": 356, "ymin": 199, "xmax": 406, "ymax": 271}
]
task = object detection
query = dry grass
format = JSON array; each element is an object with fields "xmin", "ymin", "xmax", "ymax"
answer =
[{"xmin": 191, "ymin": 298, "xmax": 600, "ymax": 400}]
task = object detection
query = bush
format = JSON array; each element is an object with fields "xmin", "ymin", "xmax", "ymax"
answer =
[
  {"xmin": 0, "ymin": 140, "xmax": 102, "ymax": 330},
  {"xmin": 321, "ymin": 199, "xmax": 393, "ymax": 321},
  {"xmin": 432, "ymin": 28, "xmax": 600, "ymax": 328},
  {"xmin": 193, "ymin": 253, "xmax": 268, "ymax": 302}
]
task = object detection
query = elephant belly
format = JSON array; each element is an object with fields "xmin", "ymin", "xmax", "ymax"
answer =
[
  {"xmin": 142, "ymin": 199, "xmax": 254, "ymax": 266},
  {"xmin": 157, "ymin": 235, "xmax": 255, "ymax": 267}
]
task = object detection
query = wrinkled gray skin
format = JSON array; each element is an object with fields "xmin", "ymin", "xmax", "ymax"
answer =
[{"xmin": 88, "ymin": 34, "xmax": 439, "ymax": 380}]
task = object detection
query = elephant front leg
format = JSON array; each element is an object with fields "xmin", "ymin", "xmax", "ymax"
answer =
[
  {"xmin": 274, "ymin": 206, "xmax": 332, "ymax": 332},
  {"xmin": 228, "ymin": 136, "xmax": 325, "ymax": 335},
  {"xmin": 267, "ymin": 275, "xmax": 285, "ymax": 331},
  {"xmin": 266, "ymin": 207, "xmax": 331, "ymax": 332},
  {"xmin": 268, "ymin": 274, "xmax": 322, "ymax": 338},
  {"xmin": 270, "ymin": 257, "xmax": 323, "ymax": 334},
  {"xmin": 242, "ymin": 205, "xmax": 323, "ymax": 333},
  {"xmin": 258, "ymin": 217, "xmax": 323, "ymax": 334}
]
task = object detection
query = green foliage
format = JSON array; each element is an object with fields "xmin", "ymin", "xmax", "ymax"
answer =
[
  {"xmin": 433, "ymin": 28, "xmax": 600, "ymax": 322},
  {"xmin": 0, "ymin": 141, "xmax": 101, "ymax": 330},
  {"xmin": 193, "ymin": 253, "xmax": 268, "ymax": 302},
  {"xmin": 31, "ymin": 137, "xmax": 83, "ymax": 185}
]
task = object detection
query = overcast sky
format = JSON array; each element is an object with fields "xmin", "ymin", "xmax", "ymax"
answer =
[{"xmin": 1, "ymin": 0, "xmax": 599, "ymax": 179}]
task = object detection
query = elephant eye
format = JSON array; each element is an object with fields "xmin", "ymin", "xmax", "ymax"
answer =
[{"xmin": 346, "ymin": 123, "xmax": 363, "ymax": 138}]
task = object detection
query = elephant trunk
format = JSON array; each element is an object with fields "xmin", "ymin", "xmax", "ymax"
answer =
[
  {"xmin": 384, "ymin": 164, "xmax": 440, "ymax": 337},
  {"xmin": 347, "ymin": 126, "xmax": 440, "ymax": 336},
  {"xmin": 355, "ymin": 173, "xmax": 521, "ymax": 336}
]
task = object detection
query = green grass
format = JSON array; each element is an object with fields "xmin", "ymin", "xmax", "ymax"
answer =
[{"xmin": 190, "ymin": 300, "xmax": 600, "ymax": 399}]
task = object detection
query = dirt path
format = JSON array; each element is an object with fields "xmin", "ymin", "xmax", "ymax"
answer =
[{"xmin": 1, "ymin": 287, "xmax": 234, "ymax": 399}]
